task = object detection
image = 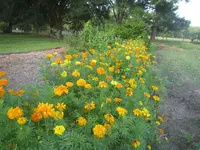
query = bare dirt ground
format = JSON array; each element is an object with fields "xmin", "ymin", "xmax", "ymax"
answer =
[
  {"xmin": 0, "ymin": 48, "xmax": 65, "ymax": 88},
  {"xmin": 155, "ymin": 45, "xmax": 200, "ymax": 150}
]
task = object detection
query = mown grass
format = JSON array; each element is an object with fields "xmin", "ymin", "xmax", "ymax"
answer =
[
  {"xmin": 153, "ymin": 41, "xmax": 200, "ymax": 86},
  {"xmin": 0, "ymin": 34, "xmax": 66, "ymax": 53},
  {"xmin": 155, "ymin": 40, "xmax": 200, "ymax": 51}
]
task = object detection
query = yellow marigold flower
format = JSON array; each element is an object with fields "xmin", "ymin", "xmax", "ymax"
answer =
[
  {"xmin": 0, "ymin": 78, "xmax": 8, "ymax": 86},
  {"xmin": 126, "ymin": 56, "xmax": 130, "ymax": 60},
  {"xmin": 152, "ymin": 86, "xmax": 159, "ymax": 91},
  {"xmin": 111, "ymin": 80, "xmax": 118, "ymax": 86},
  {"xmin": 104, "ymin": 114, "xmax": 115, "ymax": 124},
  {"xmin": 114, "ymin": 98, "xmax": 122, "ymax": 103},
  {"xmin": 54, "ymin": 85, "xmax": 68, "ymax": 96},
  {"xmin": 153, "ymin": 95, "xmax": 160, "ymax": 101},
  {"xmin": 17, "ymin": 117, "xmax": 27, "ymax": 125},
  {"xmin": 144, "ymin": 92, "xmax": 150, "ymax": 98},
  {"xmin": 106, "ymin": 75, "xmax": 112, "ymax": 81},
  {"xmin": 141, "ymin": 108, "xmax": 150, "ymax": 118},
  {"xmin": 0, "ymin": 71, "xmax": 6, "ymax": 77},
  {"xmin": 54, "ymin": 111, "xmax": 64, "ymax": 120},
  {"xmin": 93, "ymin": 124, "xmax": 106, "ymax": 138},
  {"xmin": 65, "ymin": 55, "xmax": 72, "ymax": 61},
  {"xmin": 116, "ymin": 107, "xmax": 127, "ymax": 116},
  {"xmin": 133, "ymin": 109, "xmax": 141, "ymax": 116},
  {"xmin": 76, "ymin": 117, "xmax": 87, "ymax": 126},
  {"xmin": 7, "ymin": 107, "xmax": 24, "ymax": 120},
  {"xmin": 61, "ymin": 71, "xmax": 67, "ymax": 77},
  {"xmin": 84, "ymin": 101, "xmax": 95, "ymax": 111},
  {"xmin": 15, "ymin": 90, "xmax": 25, "ymax": 97},
  {"xmin": 90, "ymin": 59, "xmax": 97, "ymax": 66},
  {"xmin": 96, "ymin": 67, "xmax": 105, "ymax": 75},
  {"xmin": 106, "ymin": 98, "xmax": 112, "ymax": 103},
  {"xmin": 76, "ymin": 78, "xmax": 86, "ymax": 87},
  {"xmin": 139, "ymin": 78, "xmax": 145, "ymax": 84},
  {"xmin": 121, "ymin": 75, "xmax": 126, "ymax": 79},
  {"xmin": 132, "ymin": 139, "xmax": 141, "ymax": 148},
  {"xmin": 147, "ymin": 145, "xmax": 152, "ymax": 150},
  {"xmin": 54, "ymin": 125, "xmax": 65, "ymax": 135},
  {"xmin": 84, "ymin": 83, "xmax": 92, "ymax": 89},
  {"xmin": 92, "ymin": 77, "xmax": 99, "ymax": 81},
  {"xmin": 55, "ymin": 57, "xmax": 62, "ymax": 64},
  {"xmin": 75, "ymin": 61, "xmax": 81, "ymax": 65},
  {"xmin": 109, "ymin": 66, "xmax": 115, "ymax": 72},
  {"xmin": 106, "ymin": 45, "xmax": 111, "ymax": 49},
  {"xmin": 89, "ymin": 49, "xmax": 95, "ymax": 53},
  {"xmin": 0, "ymin": 86, "xmax": 5, "ymax": 97},
  {"xmin": 126, "ymin": 88, "xmax": 133, "ymax": 96},
  {"xmin": 66, "ymin": 82, "xmax": 73, "ymax": 87},
  {"xmin": 159, "ymin": 129, "xmax": 164, "ymax": 134},
  {"xmin": 98, "ymin": 81, "xmax": 108, "ymax": 88},
  {"xmin": 158, "ymin": 116, "xmax": 164, "ymax": 123},
  {"xmin": 72, "ymin": 70, "xmax": 80, "ymax": 77},
  {"xmin": 46, "ymin": 54, "xmax": 53, "ymax": 59},
  {"xmin": 56, "ymin": 102, "xmax": 66, "ymax": 111},
  {"xmin": 53, "ymin": 52, "xmax": 57, "ymax": 56}
]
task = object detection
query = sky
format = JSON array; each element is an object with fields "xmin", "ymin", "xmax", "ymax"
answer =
[{"xmin": 177, "ymin": 0, "xmax": 200, "ymax": 27}]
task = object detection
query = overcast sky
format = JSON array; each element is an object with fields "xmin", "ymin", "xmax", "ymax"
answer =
[{"xmin": 177, "ymin": 0, "xmax": 200, "ymax": 27}]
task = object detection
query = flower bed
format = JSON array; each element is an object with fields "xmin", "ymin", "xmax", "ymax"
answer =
[{"xmin": 0, "ymin": 40, "xmax": 166, "ymax": 149}]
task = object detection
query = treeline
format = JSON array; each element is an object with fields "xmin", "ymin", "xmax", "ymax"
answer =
[{"xmin": 0, "ymin": 0, "xmax": 191, "ymax": 41}]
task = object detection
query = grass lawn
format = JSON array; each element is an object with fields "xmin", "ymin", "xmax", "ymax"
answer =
[
  {"xmin": 155, "ymin": 39, "xmax": 200, "ymax": 51},
  {"xmin": 0, "ymin": 34, "xmax": 66, "ymax": 53}
]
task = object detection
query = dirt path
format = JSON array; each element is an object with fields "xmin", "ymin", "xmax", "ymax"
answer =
[
  {"xmin": 0, "ymin": 48, "xmax": 65, "ymax": 88},
  {"xmin": 155, "ymin": 44, "xmax": 200, "ymax": 150}
]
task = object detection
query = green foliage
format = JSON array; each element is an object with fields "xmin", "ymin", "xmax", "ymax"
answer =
[
  {"xmin": 81, "ymin": 21, "xmax": 122, "ymax": 51},
  {"xmin": 114, "ymin": 19, "xmax": 149, "ymax": 43}
]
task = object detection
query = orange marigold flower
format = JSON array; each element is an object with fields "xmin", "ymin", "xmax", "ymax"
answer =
[
  {"xmin": 84, "ymin": 83, "xmax": 92, "ymax": 89},
  {"xmin": 0, "ymin": 78, "xmax": 8, "ymax": 86},
  {"xmin": 66, "ymin": 82, "xmax": 73, "ymax": 87},
  {"xmin": 76, "ymin": 117, "xmax": 87, "ymax": 126},
  {"xmin": 0, "ymin": 86, "xmax": 5, "ymax": 97},
  {"xmin": 90, "ymin": 59, "xmax": 97, "ymax": 66},
  {"xmin": 15, "ymin": 90, "xmax": 25, "ymax": 97},
  {"xmin": 132, "ymin": 139, "xmax": 141, "ymax": 148},
  {"xmin": 55, "ymin": 57, "xmax": 62, "ymax": 64},
  {"xmin": 84, "ymin": 101, "xmax": 95, "ymax": 111},
  {"xmin": 106, "ymin": 76, "xmax": 112, "ymax": 81},
  {"xmin": 104, "ymin": 123, "xmax": 111, "ymax": 129},
  {"xmin": 72, "ymin": 70, "xmax": 80, "ymax": 77},
  {"xmin": 144, "ymin": 92, "xmax": 150, "ymax": 98},
  {"xmin": 31, "ymin": 113, "xmax": 42, "ymax": 122},
  {"xmin": 54, "ymin": 85, "xmax": 68, "ymax": 96},
  {"xmin": 76, "ymin": 78, "xmax": 86, "ymax": 87},
  {"xmin": 114, "ymin": 98, "xmax": 122, "ymax": 103},
  {"xmin": 104, "ymin": 114, "xmax": 115, "ymax": 124},
  {"xmin": 98, "ymin": 81, "xmax": 108, "ymax": 88},
  {"xmin": 96, "ymin": 67, "xmax": 105, "ymax": 75},
  {"xmin": 7, "ymin": 107, "xmax": 24, "ymax": 120},
  {"xmin": 126, "ymin": 88, "xmax": 133, "ymax": 96},
  {"xmin": 93, "ymin": 124, "xmax": 106, "ymax": 138},
  {"xmin": 0, "ymin": 71, "xmax": 6, "ymax": 77},
  {"xmin": 116, "ymin": 83, "xmax": 123, "ymax": 89}
]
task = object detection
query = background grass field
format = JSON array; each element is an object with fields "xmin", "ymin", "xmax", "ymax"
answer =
[{"xmin": 0, "ymin": 34, "xmax": 66, "ymax": 53}]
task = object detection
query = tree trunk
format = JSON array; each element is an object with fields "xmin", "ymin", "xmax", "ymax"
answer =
[
  {"xmin": 150, "ymin": 26, "xmax": 157, "ymax": 42},
  {"xmin": 3, "ymin": 22, "xmax": 13, "ymax": 33}
]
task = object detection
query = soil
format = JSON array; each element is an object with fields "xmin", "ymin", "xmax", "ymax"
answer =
[
  {"xmin": 155, "ymin": 45, "xmax": 200, "ymax": 150},
  {"xmin": 0, "ymin": 48, "xmax": 65, "ymax": 88}
]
